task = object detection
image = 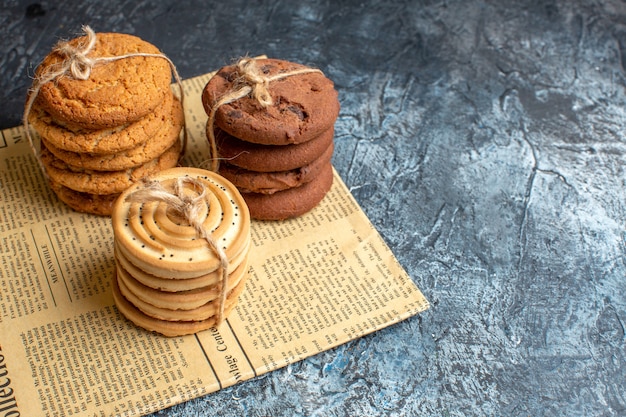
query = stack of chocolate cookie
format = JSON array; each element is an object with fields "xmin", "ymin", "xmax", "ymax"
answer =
[
  {"xmin": 26, "ymin": 31, "xmax": 183, "ymax": 216},
  {"xmin": 202, "ymin": 58, "xmax": 340, "ymax": 220},
  {"xmin": 111, "ymin": 167, "xmax": 251, "ymax": 337}
]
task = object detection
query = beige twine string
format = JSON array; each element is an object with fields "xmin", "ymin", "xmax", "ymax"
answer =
[
  {"xmin": 125, "ymin": 177, "xmax": 231, "ymax": 325},
  {"xmin": 205, "ymin": 57, "xmax": 323, "ymax": 172},
  {"xmin": 22, "ymin": 25, "xmax": 188, "ymax": 177}
]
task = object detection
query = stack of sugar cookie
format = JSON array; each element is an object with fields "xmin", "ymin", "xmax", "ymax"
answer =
[
  {"xmin": 111, "ymin": 167, "xmax": 251, "ymax": 337},
  {"xmin": 202, "ymin": 58, "xmax": 340, "ymax": 220},
  {"xmin": 26, "ymin": 31, "xmax": 183, "ymax": 216}
]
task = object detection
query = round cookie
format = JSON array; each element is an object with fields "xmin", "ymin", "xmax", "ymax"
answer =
[
  {"xmin": 202, "ymin": 58, "xmax": 340, "ymax": 145},
  {"xmin": 243, "ymin": 162, "xmax": 334, "ymax": 220},
  {"xmin": 112, "ymin": 272, "xmax": 240, "ymax": 337},
  {"xmin": 114, "ymin": 236, "xmax": 250, "ymax": 292},
  {"xmin": 116, "ymin": 269, "xmax": 248, "ymax": 322},
  {"xmin": 40, "ymin": 140, "xmax": 181, "ymax": 195},
  {"xmin": 112, "ymin": 167, "xmax": 250, "ymax": 279},
  {"xmin": 218, "ymin": 141, "xmax": 334, "ymax": 194},
  {"xmin": 215, "ymin": 125, "xmax": 335, "ymax": 172},
  {"xmin": 35, "ymin": 32, "xmax": 172, "ymax": 129},
  {"xmin": 48, "ymin": 180, "xmax": 119, "ymax": 216},
  {"xmin": 41, "ymin": 96, "xmax": 183, "ymax": 171},
  {"xmin": 28, "ymin": 91, "xmax": 176, "ymax": 155},
  {"xmin": 116, "ymin": 255, "xmax": 249, "ymax": 311}
]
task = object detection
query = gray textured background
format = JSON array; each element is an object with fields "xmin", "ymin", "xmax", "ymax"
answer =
[{"xmin": 2, "ymin": 0, "xmax": 626, "ymax": 416}]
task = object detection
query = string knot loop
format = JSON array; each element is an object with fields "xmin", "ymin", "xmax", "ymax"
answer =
[
  {"xmin": 235, "ymin": 57, "xmax": 273, "ymax": 107},
  {"xmin": 54, "ymin": 25, "xmax": 97, "ymax": 80}
]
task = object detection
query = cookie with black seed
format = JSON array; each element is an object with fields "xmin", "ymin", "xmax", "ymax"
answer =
[{"xmin": 111, "ymin": 167, "xmax": 252, "ymax": 336}]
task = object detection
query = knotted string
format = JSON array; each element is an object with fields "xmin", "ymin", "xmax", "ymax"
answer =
[
  {"xmin": 125, "ymin": 176, "xmax": 231, "ymax": 325},
  {"xmin": 22, "ymin": 25, "xmax": 188, "ymax": 177},
  {"xmin": 205, "ymin": 57, "xmax": 323, "ymax": 171}
]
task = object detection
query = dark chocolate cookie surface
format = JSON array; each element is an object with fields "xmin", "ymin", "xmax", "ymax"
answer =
[
  {"xmin": 202, "ymin": 58, "xmax": 339, "ymax": 145},
  {"xmin": 215, "ymin": 125, "xmax": 334, "ymax": 172},
  {"xmin": 218, "ymin": 142, "xmax": 333, "ymax": 194},
  {"xmin": 242, "ymin": 162, "xmax": 334, "ymax": 220}
]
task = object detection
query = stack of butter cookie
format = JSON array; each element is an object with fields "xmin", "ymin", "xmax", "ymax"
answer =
[
  {"xmin": 202, "ymin": 58, "xmax": 340, "ymax": 220},
  {"xmin": 111, "ymin": 167, "xmax": 251, "ymax": 337},
  {"xmin": 26, "ymin": 31, "xmax": 183, "ymax": 216}
]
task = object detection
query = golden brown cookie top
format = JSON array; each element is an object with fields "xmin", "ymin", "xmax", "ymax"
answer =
[
  {"xmin": 202, "ymin": 58, "xmax": 340, "ymax": 145},
  {"xmin": 35, "ymin": 32, "xmax": 172, "ymax": 129}
]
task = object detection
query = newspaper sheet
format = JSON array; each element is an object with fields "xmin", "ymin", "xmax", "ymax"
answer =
[{"xmin": 0, "ymin": 69, "xmax": 429, "ymax": 417}]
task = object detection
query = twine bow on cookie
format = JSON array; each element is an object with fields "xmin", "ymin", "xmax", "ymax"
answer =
[
  {"xmin": 52, "ymin": 25, "xmax": 98, "ymax": 80},
  {"xmin": 205, "ymin": 57, "xmax": 323, "ymax": 171},
  {"xmin": 23, "ymin": 25, "xmax": 187, "ymax": 177},
  {"xmin": 125, "ymin": 177, "xmax": 231, "ymax": 325}
]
